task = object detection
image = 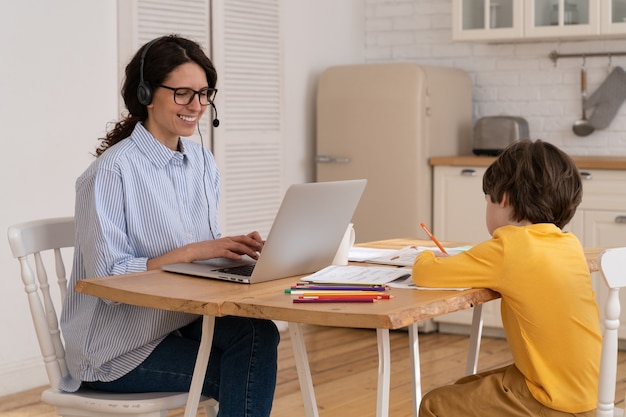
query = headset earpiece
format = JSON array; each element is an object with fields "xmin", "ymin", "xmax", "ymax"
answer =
[
  {"xmin": 137, "ymin": 39, "xmax": 158, "ymax": 106},
  {"xmin": 137, "ymin": 82, "xmax": 152, "ymax": 106}
]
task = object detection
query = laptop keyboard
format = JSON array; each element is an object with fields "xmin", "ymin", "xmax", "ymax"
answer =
[{"xmin": 217, "ymin": 263, "xmax": 256, "ymax": 277}]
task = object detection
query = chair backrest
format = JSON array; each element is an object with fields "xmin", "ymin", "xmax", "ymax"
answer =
[
  {"xmin": 597, "ymin": 247, "xmax": 626, "ymax": 417},
  {"xmin": 7, "ymin": 217, "xmax": 75, "ymax": 391}
]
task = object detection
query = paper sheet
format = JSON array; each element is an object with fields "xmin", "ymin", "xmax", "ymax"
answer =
[
  {"xmin": 301, "ymin": 265, "xmax": 410, "ymax": 285},
  {"xmin": 362, "ymin": 245, "xmax": 473, "ymax": 267},
  {"xmin": 348, "ymin": 247, "xmax": 397, "ymax": 262},
  {"xmin": 387, "ymin": 274, "xmax": 469, "ymax": 291}
]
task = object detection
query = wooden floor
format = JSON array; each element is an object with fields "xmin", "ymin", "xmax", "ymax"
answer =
[{"xmin": 2, "ymin": 325, "xmax": 625, "ymax": 417}]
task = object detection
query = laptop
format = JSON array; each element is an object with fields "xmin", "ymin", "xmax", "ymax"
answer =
[{"xmin": 161, "ymin": 179, "xmax": 367, "ymax": 284}]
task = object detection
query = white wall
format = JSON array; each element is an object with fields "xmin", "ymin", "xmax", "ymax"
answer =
[
  {"xmin": 0, "ymin": 0, "xmax": 365, "ymax": 396},
  {"xmin": 364, "ymin": 0, "xmax": 626, "ymax": 155},
  {"xmin": 0, "ymin": 1, "xmax": 119, "ymax": 395},
  {"xmin": 282, "ymin": 0, "xmax": 365, "ymax": 183}
]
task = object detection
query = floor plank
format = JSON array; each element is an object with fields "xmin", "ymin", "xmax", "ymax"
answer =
[{"xmin": 1, "ymin": 326, "xmax": 623, "ymax": 416}]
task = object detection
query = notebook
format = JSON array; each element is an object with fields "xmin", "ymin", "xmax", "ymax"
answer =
[{"xmin": 161, "ymin": 179, "xmax": 367, "ymax": 284}]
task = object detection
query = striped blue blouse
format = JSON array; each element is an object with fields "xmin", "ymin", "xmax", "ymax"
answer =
[{"xmin": 60, "ymin": 123, "xmax": 221, "ymax": 392}]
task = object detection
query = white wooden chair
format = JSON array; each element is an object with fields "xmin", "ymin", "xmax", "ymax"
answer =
[
  {"xmin": 597, "ymin": 247, "xmax": 626, "ymax": 417},
  {"xmin": 7, "ymin": 217, "xmax": 218, "ymax": 417}
]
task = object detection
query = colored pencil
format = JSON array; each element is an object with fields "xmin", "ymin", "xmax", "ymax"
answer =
[
  {"xmin": 285, "ymin": 290, "xmax": 387, "ymax": 296},
  {"xmin": 294, "ymin": 282, "xmax": 387, "ymax": 287},
  {"xmin": 420, "ymin": 222, "xmax": 449, "ymax": 255},
  {"xmin": 289, "ymin": 285, "xmax": 386, "ymax": 291},
  {"xmin": 293, "ymin": 298, "xmax": 376, "ymax": 303},
  {"xmin": 299, "ymin": 294, "xmax": 393, "ymax": 300},
  {"xmin": 305, "ymin": 280, "xmax": 390, "ymax": 287}
]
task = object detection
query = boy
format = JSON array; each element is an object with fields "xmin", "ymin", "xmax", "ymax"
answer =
[{"xmin": 414, "ymin": 139, "xmax": 601, "ymax": 416}]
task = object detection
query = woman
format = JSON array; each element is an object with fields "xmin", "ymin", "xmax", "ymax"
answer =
[{"xmin": 60, "ymin": 34, "xmax": 280, "ymax": 417}]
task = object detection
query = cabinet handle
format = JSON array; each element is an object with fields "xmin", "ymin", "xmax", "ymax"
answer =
[
  {"xmin": 580, "ymin": 171, "xmax": 592, "ymax": 180},
  {"xmin": 315, "ymin": 155, "xmax": 350, "ymax": 164},
  {"xmin": 616, "ymin": 216, "xmax": 626, "ymax": 224},
  {"xmin": 460, "ymin": 169, "xmax": 477, "ymax": 177}
]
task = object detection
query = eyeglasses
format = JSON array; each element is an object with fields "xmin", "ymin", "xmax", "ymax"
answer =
[{"xmin": 159, "ymin": 85, "xmax": 218, "ymax": 106}]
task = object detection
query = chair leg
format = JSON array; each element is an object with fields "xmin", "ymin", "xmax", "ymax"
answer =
[
  {"xmin": 203, "ymin": 401, "xmax": 218, "ymax": 417},
  {"xmin": 465, "ymin": 303, "xmax": 484, "ymax": 375}
]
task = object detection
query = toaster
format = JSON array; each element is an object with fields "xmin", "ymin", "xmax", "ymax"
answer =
[{"xmin": 472, "ymin": 116, "xmax": 530, "ymax": 156}]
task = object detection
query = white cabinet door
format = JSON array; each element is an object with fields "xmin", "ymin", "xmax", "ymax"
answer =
[
  {"xmin": 583, "ymin": 210, "xmax": 626, "ymax": 246},
  {"xmin": 524, "ymin": 0, "xmax": 600, "ymax": 39},
  {"xmin": 600, "ymin": 0, "xmax": 626, "ymax": 34},
  {"xmin": 452, "ymin": 0, "xmax": 524, "ymax": 41},
  {"xmin": 578, "ymin": 169, "xmax": 626, "ymax": 212},
  {"xmin": 433, "ymin": 165, "xmax": 491, "ymax": 243}
]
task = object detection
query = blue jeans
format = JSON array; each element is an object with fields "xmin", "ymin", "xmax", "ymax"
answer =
[{"xmin": 82, "ymin": 316, "xmax": 280, "ymax": 417}]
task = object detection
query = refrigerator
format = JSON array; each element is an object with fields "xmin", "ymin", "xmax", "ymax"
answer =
[{"xmin": 316, "ymin": 63, "xmax": 473, "ymax": 243}]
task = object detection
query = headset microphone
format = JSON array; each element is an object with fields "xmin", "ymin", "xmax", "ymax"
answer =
[{"xmin": 211, "ymin": 102, "xmax": 220, "ymax": 127}]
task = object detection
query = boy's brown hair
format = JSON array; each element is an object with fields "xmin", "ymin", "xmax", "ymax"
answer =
[{"xmin": 482, "ymin": 139, "xmax": 582, "ymax": 229}]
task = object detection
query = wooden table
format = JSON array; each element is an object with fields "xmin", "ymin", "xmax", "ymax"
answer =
[{"xmin": 74, "ymin": 238, "xmax": 604, "ymax": 417}]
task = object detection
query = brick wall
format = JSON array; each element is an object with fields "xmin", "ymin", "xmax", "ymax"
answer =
[{"xmin": 364, "ymin": 0, "xmax": 626, "ymax": 155}]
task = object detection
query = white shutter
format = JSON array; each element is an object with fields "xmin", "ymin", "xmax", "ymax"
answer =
[
  {"xmin": 135, "ymin": 0, "xmax": 210, "ymax": 44},
  {"xmin": 120, "ymin": 0, "xmax": 284, "ymax": 238},
  {"xmin": 211, "ymin": 0, "xmax": 283, "ymax": 237}
]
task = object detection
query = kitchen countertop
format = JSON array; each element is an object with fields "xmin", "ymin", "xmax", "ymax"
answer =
[{"xmin": 430, "ymin": 155, "xmax": 626, "ymax": 170}]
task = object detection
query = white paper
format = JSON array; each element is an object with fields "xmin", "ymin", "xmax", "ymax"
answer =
[
  {"xmin": 386, "ymin": 274, "xmax": 469, "ymax": 291},
  {"xmin": 365, "ymin": 245, "xmax": 473, "ymax": 267},
  {"xmin": 348, "ymin": 247, "xmax": 397, "ymax": 262},
  {"xmin": 301, "ymin": 265, "xmax": 410, "ymax": 285}
]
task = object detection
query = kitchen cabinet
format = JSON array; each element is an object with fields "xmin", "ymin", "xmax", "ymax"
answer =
[
  {"xmin": 453, "ymin": 0, "xmax": 626, "ymax": 42},
  {"xmin": 431, "ymin": 159, "xmax": 626, "ymax": 338}
]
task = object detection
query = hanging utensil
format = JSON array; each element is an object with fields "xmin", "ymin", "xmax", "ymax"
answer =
[
  {"xmin": 585, "ymin": 65, "xmax": 626, "ymax": 129},
  {"xmin": 573, "ymin": 61, "xmax": 594, "ymax": 136}
]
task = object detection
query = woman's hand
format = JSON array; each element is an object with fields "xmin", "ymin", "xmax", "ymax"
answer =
[
  {"xmin": 146, "ymin": 231, "xmax": 264, "ymax": 270},
  {"xmin": 203, "ymin": 233, "xmax": 264, "ymax": 260}
]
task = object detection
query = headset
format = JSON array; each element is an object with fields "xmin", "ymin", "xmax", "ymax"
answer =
[
  {"xmin": 136, "ymin": 38, "xmax": 220, "ymax": 128},
  {"xmin": 136, "ymin": 38, "xmax": 158, "ymax": 106}
]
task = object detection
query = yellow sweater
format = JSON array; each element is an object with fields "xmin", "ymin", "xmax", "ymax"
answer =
[{"xmin": 413, "ymin": 224, "xmax": 601, "ymax": 413}]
